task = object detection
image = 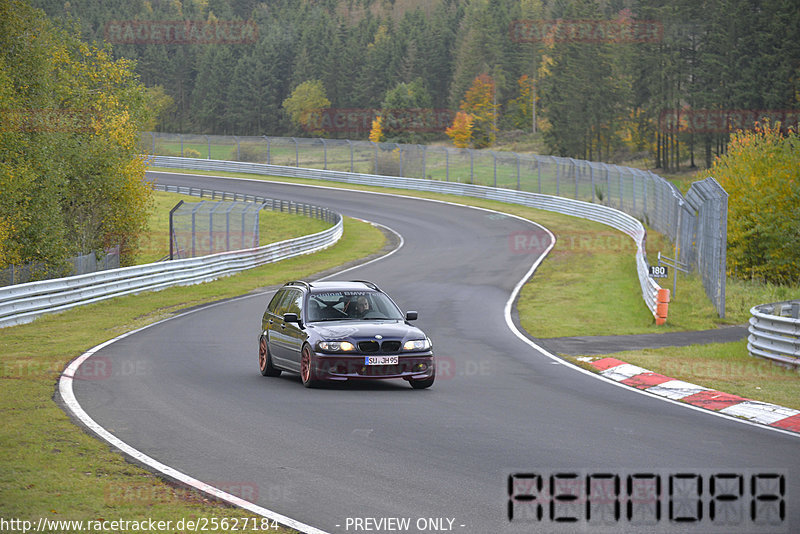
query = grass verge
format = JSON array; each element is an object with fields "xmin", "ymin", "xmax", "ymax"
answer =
[{"xmin": 0, "ymin": 216, "xmax": 385, "ymax": 531}]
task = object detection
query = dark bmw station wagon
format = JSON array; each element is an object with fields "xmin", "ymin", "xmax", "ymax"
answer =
[{"xmin": 258, "ymin": 281, "xmax": 435, "ymax": 388}]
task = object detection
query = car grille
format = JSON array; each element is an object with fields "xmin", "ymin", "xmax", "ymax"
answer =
[
  {"xmin": 358, "ymin": 340, "xmax": 380, "ymax": 352},
  {"xmin": 357, "ymin": 340, "xmax": 402, "ymax": 353},
  {"xmin": 381, "ymin": 340, "xmax": 402, "ymax": 352}
]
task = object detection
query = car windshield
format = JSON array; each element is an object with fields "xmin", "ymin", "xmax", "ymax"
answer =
[{"xmin": 306, "ymin": 291, "xmax": 405, "ymax": 322}]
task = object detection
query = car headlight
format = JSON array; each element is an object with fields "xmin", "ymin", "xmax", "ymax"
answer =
[
  {"xmin": 318, "ymin": 341, "xmax": 355, "ymax": 352},
  {"xmin": 403, "ymin": 338, "xmax": 431, "ymax": 351}
]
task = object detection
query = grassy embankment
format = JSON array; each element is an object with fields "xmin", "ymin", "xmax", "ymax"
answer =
[{"xmin": 0, "ymin": 192, "xmax": 386, "ymax": 532}]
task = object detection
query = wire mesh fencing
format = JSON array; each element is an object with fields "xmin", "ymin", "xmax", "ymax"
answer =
[
  {"xmin": 681, "ymin": 177, "xmax": 728, "ymax": 317},
  {"xmin": 143, "ymin": 131, "xmax": 728, "ymax": 316},
  {"xmin": 169, "ymin": 200, "xmax": 260, "ymax": 259},
  {"xmin": 0, "ymin": 246, "xmax": 120, "ymax": 287}
]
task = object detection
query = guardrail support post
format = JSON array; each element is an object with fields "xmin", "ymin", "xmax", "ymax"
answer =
[
  {"xmin": 398, "ymin": 144, "xmax": 403, "ymax": 177},
  {"xmin": 421, "ymin": 144, "xmax": 426, "ymax": 179},
  {"xmin": 492, "ymin": 152, "xmax": 497, "ymax": 188},
  {"xmin": 470, "ymin": 150, "xmax": 474, "ymax": 184},
  {"xmin": 169, "ymin": 201, "xmax": 183, "ymax": 260}
]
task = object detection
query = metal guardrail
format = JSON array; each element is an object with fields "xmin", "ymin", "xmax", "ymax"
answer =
[
  {"xmin": 748, "ymin": 301, "xmax": 800, "ymax": 368},
  {"xmin": 150, "ymin": 155, "xmax": 667, "ymax": 322},
  {"xmin": 145, "ymin": 131, "xmax": 728, "ymax": 318},
  {"xmin": 0, "ymin": 187, "xmax": 342, "ymax": 329}
]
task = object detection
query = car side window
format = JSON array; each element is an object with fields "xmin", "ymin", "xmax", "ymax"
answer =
[
  {"xmin": 267, "ymin": 289, "xmax": 287, "ymax": 315},
  {"xmin": 285, "ymin": 290, "xmax": 303, "ymax": 317}
]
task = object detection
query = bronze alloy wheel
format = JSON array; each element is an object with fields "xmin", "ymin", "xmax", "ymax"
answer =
[
  {"xmin": 259, "ymin": 335, "xmax": 281, "ymax": 377},
  {"xmin": 300, "ymin": 345, "xmax": 320, "ymax": 388}
]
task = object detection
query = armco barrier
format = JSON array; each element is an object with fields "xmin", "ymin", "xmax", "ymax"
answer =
[
  {"xmin": 0, "ymin": 189, "xmax": 342, "ymax": 329},
  {"xmin": 748, "ymin": 301, "xmax": 800, "ymax": 368},
  {"xmin": 150, "ymin": 156, "xmax": 668, "ymax": 322}
]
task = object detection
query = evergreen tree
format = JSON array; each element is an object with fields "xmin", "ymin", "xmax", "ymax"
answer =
[
  {"xmin": 192, "ymin": 45, "xmax": 236, "ymax": 133},
  {"xmin": 380, "ymin": 79, "xmax": 434, "ymax": 143}
]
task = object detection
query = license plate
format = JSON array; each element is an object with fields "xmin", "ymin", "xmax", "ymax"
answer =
[{"xmin": 365, "ymin": 355, "xmax": 399, "ymax": 365}]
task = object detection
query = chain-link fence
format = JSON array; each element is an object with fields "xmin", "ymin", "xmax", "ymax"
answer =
[
  {"xmin": 681, "ymin": 178, "xmax": 728, "ymax": 317},
  {"xmin": 143, "ymin": 132, "xmax": 728, "ymax": 316},
  {"xmin": 169, "ymin": 200, "xmax": 260, "ymax": 259},
  {"xmin": 0, "ymin": 246, "xmax": 120, "ymax": 287}
]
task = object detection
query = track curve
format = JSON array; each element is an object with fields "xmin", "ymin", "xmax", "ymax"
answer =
[{"xmin": 68, "ymin": 171, "xmax": 799, "ymax": 533}]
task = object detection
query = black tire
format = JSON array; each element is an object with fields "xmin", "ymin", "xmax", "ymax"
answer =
[
  {"xmin": 300, "ymin": 344, "xmax": 322, "ymax": 388},
  {"xmin": 259, "ymin": 335, "xmax": 282, "ymax": 377},
  {"xmin": 409, "ymin": 369, "xmax": 435, "ymax": 389}
]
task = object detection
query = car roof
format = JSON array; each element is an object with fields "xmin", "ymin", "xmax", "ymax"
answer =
[{"xmin": 287, "ymin": 280, "xmax": 381, "ymax": 293}]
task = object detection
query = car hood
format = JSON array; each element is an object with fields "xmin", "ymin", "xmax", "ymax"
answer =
[{"xmin": 307, "ymin": 320, "xmax": 425, "ymax": 341}]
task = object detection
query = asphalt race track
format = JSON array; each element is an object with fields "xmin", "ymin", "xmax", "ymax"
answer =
[{"xmin": 69, "ymin": 171, "xmax": 799, "ymax": 534}]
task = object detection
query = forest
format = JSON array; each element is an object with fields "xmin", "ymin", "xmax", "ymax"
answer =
[{"xmin": 30, "ymin": 0, "xmax": 800, "ymax": 170}]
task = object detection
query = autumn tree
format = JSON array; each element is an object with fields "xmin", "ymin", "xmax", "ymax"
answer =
[
  {"xmin": 456, "ymin": 74, "xmax": 498, "ymax": 148},
  {"xmin": 0, "ymin": 0, "xmax": 153, "ymax": 273},
  {"xmin": 506, "ymin": 74, "xmax": 535, "ymax": 131},
  {"xmin": 709, "ymin": 122, "xmax": 800, "ymax": 284},
  {"xmin": 282, "ymin": 79, "xmax": 331, "ymax": 135},
  {"xmin": 369, "ymin": 115, "xmax": 385, "ymax": 143},
  {"xmin": 445, "ymin": 111, "xmax": 474, "ymax": 148}
]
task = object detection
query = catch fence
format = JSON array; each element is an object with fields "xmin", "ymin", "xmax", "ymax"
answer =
[
  {"xmin": 169, "ymin": 200, "xmax": 260, "ymax": 259},
  {"xmin": 0, "ymin": 247, "xmax": 120, "ymax": 288},
  {"xmin": 143, "ymin": 132, "xmax": 728, "ymax": 316}
]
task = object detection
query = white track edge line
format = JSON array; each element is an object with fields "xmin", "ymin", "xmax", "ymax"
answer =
[
  {"xmin": 58, "ymin": 217, "xmax": 405, "ymax": 534},
  {"xmin": 59, "ymin": 347, "xmax": 328, "ymax": 533}
]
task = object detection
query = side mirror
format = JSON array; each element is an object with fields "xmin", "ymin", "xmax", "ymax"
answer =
[
  {"xmin": 405, "ymin": 311, "xmax": 418, "ymax": 321},
  {"xmin": 283, "ymin": 313, "xmax": 300, "ymax": 323}
]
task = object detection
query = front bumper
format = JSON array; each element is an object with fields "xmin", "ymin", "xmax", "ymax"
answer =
[{"xmin": 311, "ymin": 351, "xmax": 435, "ymax": 381}]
